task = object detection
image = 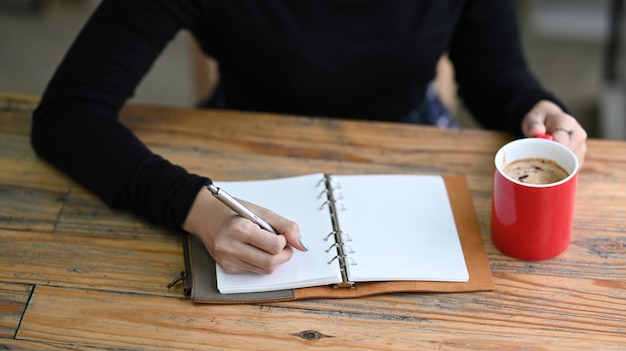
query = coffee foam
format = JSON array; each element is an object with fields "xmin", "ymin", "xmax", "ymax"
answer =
[{"xmin": 503, "ymin": 158, "xmax": 569, "ymax": 185}]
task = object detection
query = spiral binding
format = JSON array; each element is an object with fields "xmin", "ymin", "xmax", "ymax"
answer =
[{"xmin": 318, "ymin": 174, "xmax": 356, "ymax": 288}]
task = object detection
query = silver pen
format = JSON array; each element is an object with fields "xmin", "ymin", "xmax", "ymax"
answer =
[{"xmin": 206, "ymin": 183, "xmax": 278, "ymax": 234}]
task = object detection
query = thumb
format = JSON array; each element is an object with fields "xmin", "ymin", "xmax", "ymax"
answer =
[
  {"xmin": 282, "ymin": 229, "xmax": 308, "ymax": 253},
  {"xmin": 272, "ymin": 217, "xmax": 308, "ymax": 253},
  {"xmin": 240, "ymin": 199, "xmax": 309, "ymax": 253},
  {"xmin": 521, "ymin": 111, "xmax": 547, "ymax": 138}
]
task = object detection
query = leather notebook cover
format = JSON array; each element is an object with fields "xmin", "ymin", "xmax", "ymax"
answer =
[{"xmin": 183, "ymin": 175, "xmax": 494, "ymax": 304}]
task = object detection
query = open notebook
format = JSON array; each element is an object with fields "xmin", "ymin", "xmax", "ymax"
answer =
[{"xmin": 178, "ymin": 173, "xmax": 494, "ymax": 304}]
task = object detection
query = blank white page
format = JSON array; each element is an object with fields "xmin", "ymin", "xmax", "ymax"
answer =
[
  {"xmin": 332, "ymin": 174, "xmax": 469, "ymax": 283},
  {"xmin": 214, "ymin": 173, "xmax": 342, "ymax": 294}
]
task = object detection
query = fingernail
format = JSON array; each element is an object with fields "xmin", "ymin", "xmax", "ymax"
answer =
[{"xmin": 298, "ymin": 237, "xmax": 308, "ymax": 251}]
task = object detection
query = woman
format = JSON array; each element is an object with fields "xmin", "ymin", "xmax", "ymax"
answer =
[{"xmin": 32, "ymin": 0, "xmax": 587, "ymax": 274}]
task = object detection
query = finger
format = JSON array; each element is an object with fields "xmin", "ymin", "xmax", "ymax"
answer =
[
  {"xmin": 234, "ymin": 217, "xmax": 288, "ymax": 255},
  {"xmin": 249, "ymin": 220, "xmax": 308, "ymax": 253},
  {"xmin": 547, "ymin": 115, "xmax": 581, "ymax": 145},
  {"xmin": 524, "ymin": 122, "xmax": 547, "ymax": 138},
  {"xmin": 521, "ymin": 111, "xmax": 547, "ymax": 137},
  {"xmin": 234, "ymin": 242, "xmax": 294, "ymax": 274},
  {"xmin": 278, "ymin": 220, "xmax": 308, "ymax": 252},
  {"xmin": 551, "ymin": 127, "xmax": 574, "ymax": 144},
  {"xmin": 218, "ymin": 256, "xmax": 264, "ymax": 274},
  {"xmin": 545, "ymin": 116, "xmax": 587, "ymax": 167},
  {"xmin": 219, "ymin": 253, "xmax": 287, "ymax": 275},
  {"xmin": 521, "ymin": 100, "xmax": 569, "ymax": 137},
  {"xmin": 242, "ymin": 200, "xmax": 308, "ymax": 252}
]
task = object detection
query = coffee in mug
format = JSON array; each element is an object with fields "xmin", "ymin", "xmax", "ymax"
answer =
[{"xmin": 503, "ymin": 158, "xmax": 569, "ymax": 185}]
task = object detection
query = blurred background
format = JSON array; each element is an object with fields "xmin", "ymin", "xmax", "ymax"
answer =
[{"xmin": 1, "ymin": 0, "xmax": 624, "ymax": 139}]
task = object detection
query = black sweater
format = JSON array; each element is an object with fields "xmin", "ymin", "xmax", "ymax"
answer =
[{"xmin": 32, "ymin": 0, "xmax": 562, "ymax": 230}]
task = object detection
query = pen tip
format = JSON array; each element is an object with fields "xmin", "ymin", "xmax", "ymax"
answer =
[{"xmin": 298, "ymin": 237, "xmax": 309, "ymax": 251}]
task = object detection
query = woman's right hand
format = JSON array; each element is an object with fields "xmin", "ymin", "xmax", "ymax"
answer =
[{"xmin": 182, "ymin": 187, "xmax": 307, "ymax": 274}]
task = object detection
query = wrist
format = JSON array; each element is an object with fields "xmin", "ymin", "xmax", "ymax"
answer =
[{"xmin": 182, "ymin": 187, "xmax": 225, "ymax": 237}]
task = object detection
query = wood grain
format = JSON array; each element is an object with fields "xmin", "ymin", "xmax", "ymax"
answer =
[
  {"xmin": 0, "ymin": 283, "xmax": 32, "ymax": 338},
  {"xmin": 18, "ymin": 285, "xmax": 625, "ymax": 350},
  {"xmin": 0, "ymin": 229, "xmax": 185, "ymax": 298},
  {"xmin": 0, "ymin": 339, "xmax": 104, "ymax": 351},
  {"xmin": 1, "ymin": 93, "xmax": 625, "ymax": 350},
  {"xmin": 0, "ymin": 182, "xmax": 68, "ymax": 232}
]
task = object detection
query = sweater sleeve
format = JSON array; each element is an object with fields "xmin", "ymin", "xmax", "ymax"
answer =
[
  {"xmin": 449, "ymin": 0, "xmax": 567, "ymax": 134},
  {"xmin": 31, "ymin": 0, "xmax": 208, "ymax": 230}
]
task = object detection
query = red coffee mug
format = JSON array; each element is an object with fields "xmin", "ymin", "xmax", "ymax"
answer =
[{"xmin": 491, "ymin": 138, "xmax": 579, "ymax": 260}]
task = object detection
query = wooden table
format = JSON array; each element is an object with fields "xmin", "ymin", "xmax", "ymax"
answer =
[{"xmin": 1, "ymin": 93, "xmax": 625, "ymax": 350}]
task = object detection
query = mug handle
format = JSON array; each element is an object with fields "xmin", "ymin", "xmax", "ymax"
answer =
[{"xmin": 535, "ymin": 134, "xmax": 554, "ymax": 141}]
